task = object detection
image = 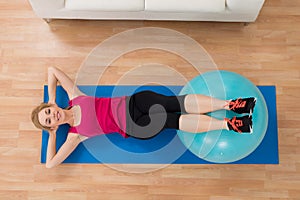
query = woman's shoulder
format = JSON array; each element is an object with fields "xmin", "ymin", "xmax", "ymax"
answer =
[
  {"xmin": 67, "ymin": 132, "xmax": 88, "ymax": 142},
  {"xmin": 69, "ymin": 93, "xmax": 87, "ymax": 100},
  {"xmin": 69, "ymin": 94, "xmax": 90, "ymax": 104}
]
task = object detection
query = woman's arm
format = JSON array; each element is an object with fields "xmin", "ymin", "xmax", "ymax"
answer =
[
  {"xmin": 45, "ymin": 131, "xmax": 88, "ymax": 168},
  {"xmin": 47, "ymin": 67, "xmax": 58, "ymax": 104},
  {"xmin": 46, "ymin": 129, "xmax": 57, "ymax": 166},
  {"xmin": 47, "ymin": 67, "xmax": 85, "ymax": 102}
]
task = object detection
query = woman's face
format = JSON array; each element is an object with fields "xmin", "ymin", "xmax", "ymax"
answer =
[{"xmin": 38, "ymin": 104, "xmax": 65, "ymax": 129}]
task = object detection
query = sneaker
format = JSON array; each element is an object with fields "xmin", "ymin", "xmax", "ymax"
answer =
[
  {"xmin": 228, "ymin": 97, "xmax": 256, "ymax": 114},
  {"xmin": 225, "ymin": 115, "xmax": 253, "ymax": 133}
]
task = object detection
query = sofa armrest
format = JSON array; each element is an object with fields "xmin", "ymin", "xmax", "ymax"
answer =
[
  {"xmin": 28, "ymin": 0, "xmax": 65, "ymax": 18},
  {"xmin": 226, "ymin": 0, "xmax": 265, "ymax": 21},
  {"xmin": 226, "ymin": 0, "xmax": 265, "ymax": 12}
]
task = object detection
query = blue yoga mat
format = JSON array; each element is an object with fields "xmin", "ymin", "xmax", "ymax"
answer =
[{"xmin": 41, "ymin": 85, "xmax": 279, "ymax": 164}]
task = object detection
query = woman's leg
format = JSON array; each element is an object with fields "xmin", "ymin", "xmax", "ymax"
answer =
[
  {"xmin": 179, "ymin": 114, "xmax": 228, "ymax": 133},
  {"xmin": 126, "ymin": 112, "xmax": 253, "ymax": 139},
  {"xmin": 184, "ymin": 94, "xmax": 228, "ymax": 114},
  {"xmin": 131, "ymin": 91, "xmax": 255, "ymax": 115},
  {"xmin": 184, "ymin": 94, "xmax": 257, "ymax": 114},
  {"xmin": 179, "ymin": 114, "xmax": 253, "ymax": 133}
]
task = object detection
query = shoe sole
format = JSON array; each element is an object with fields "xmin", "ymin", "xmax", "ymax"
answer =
[{"xmin": 249, "ymin": 98, "xmax": 257, "ymax": 115}]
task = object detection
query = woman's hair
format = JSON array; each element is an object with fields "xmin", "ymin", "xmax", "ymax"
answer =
[{"xmin": 31, "ymin": 103, "xmax": 52, "ymax": 131}]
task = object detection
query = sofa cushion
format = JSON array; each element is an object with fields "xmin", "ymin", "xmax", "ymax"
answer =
[
  {"xmin": 145, "ymin": 0, "xmax": 225, "ymax": 12},
  {"xmin": 65, "ymin": 0, "xmax": 145, "ymax": 11}
]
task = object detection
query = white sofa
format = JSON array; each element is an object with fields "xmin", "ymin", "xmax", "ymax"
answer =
[{"xmin": 28, "ymin": 0, "xmax": 265, "ymax": 22}]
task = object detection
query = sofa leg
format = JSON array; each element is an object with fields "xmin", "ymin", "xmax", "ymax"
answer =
[
  {"xmin": 243, "ymin": 22, "xmax": 250, "ymax": 26},
  {"xmin": 43, "ymin": 18, "xmax": 52, "ymax": 23}
]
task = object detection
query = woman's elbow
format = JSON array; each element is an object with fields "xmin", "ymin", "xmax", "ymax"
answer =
[
  {"xmin": 45, "ymin": 162, "xmax": 56, "ymax": 169},
  {"xmin": 48, "ymin": 66, "xmax": 56, "ymax": 74}
]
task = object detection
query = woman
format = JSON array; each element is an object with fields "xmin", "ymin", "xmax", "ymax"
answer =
[{"xmin": 32, "ymin": 67, "xmax": 255, "ymax": 168}]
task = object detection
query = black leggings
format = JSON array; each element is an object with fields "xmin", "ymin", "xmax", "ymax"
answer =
[{"xmin": 126, "ymin": 91, "xmax": 187, "ymax": 139}]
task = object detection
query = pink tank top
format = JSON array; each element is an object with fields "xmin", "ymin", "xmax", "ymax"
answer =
[{"xmin": 68, "ymin": 95, "xmax": 128, "ymax": 138}]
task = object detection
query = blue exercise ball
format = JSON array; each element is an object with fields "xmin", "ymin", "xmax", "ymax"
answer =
[{"xmin": 177, "ymin": 70, "xmax": 268, "ymax": 163}]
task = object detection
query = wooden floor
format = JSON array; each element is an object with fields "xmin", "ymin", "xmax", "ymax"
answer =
[{"xmin": 1, "ymin": 0, "xmax": 300, "ymax": 199}]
